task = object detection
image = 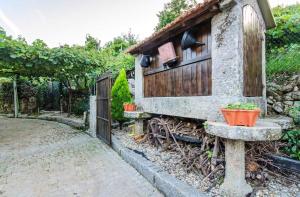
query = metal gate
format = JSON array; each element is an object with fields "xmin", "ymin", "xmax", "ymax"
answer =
[{"xmin": 96, "ymin": 75, "xmax": 112, "ymax": 145}]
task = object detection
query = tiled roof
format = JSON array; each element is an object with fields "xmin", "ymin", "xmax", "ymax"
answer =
[{"xmin": 126, "ymin": 0, "xmax": 220, "ymax": 54}]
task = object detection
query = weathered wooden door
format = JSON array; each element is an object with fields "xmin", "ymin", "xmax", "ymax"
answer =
[{"xmin": 96, "ymin": 75, "xmax": 112, "ymax": 145}]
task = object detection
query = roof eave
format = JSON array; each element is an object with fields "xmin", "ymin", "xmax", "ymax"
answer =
[
  {"xmin": 257, "ymin": 0, "xmax": 276, "ymax": 29},
  {"xmin": 126, "ymin": 0, "xmax": 220, "ymax": 55}
]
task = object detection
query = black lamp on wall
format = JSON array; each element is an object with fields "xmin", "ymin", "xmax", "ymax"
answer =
[
  {"xmin": 140, "ymin": 55, "xmax": 152, "ymax": 68},
  {"xmin": 181, "ymin": 30, "xmax": 205, "ymax": 50}
]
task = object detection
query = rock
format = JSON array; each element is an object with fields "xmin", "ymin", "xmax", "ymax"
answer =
[
  {"xmin": 281, "ymin": 84, "xmax": 294, "ymax": 93},
  {"xmin": 268, "ymin": 82, "xmax": 281, "ymax": 91},
  {"xmin": 292, "ymin": 91, "xmax": 300, "ymax": 100},
  {"xmin": 283, "ymin": 101, "xmax": 294, "ymax": 106},
  {"xmin": 267, "ymin": 98, "xmax": 274, "ymax": 105},
  {"xmin": 273, "ymin": 102, "xmax": 284, "ymax": 113},
  {"xmin": 161, "ymin": 154, "xmax": 171, "ymax": 161},
  {"xmin": 283, "ymin": 92, "xmax": 293, "ymax": 101},
  {"xmin": 294, "ymin": 86, "xmax": 299, "ymax": 91}
]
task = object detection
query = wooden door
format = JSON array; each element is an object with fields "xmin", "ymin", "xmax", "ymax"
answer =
[
  {"xmin": 243, "ymin": 5, "xmax": 263, "ymax": 97},
  {"xmin": 96, "ymin": 75, "xmax": 112, "ymax": 145}
]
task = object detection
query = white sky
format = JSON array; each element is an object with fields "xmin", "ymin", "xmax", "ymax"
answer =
[{"xmin": 0, "ymin": 0, "xmax": 299, "ymax": 47}]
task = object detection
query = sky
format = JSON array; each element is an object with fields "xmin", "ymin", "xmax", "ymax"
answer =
[{"xmin": 0, "ymin": 0, "xmax": 299, "ymax": 48}]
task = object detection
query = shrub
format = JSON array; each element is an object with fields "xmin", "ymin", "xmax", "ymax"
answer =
[
  {"xmin": 111, "ymin": 68, "xmax": 132, "ymax": 129},
  {"xmin": 266, "ymin": 4, "xmax": 300, "ymax": 76},
  {"xmin": 282, "ymin": 129, "xmax": 300, "ymax": 160},
  {"xmin": 72, "ymin": 97, "xmax": 89, "ymax": 116}
]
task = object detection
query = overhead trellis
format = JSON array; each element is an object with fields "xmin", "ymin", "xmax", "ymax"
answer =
[{"xmin": 0, "ymin": 27, "xmax": 105, "ymax": 116}]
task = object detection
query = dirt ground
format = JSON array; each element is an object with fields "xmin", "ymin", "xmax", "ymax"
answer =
[{"xmin": 0, "ymin": 117, "xmax": 162, "ymax": 197}]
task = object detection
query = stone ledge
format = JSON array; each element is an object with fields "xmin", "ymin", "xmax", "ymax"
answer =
[
  {"xmin": 206, "ymin": 120, "xmax": 282, "ymax": 141},
  {"xmin": 124, "ymin": 111, "xmax": 152, "ymax": 119},
  {"xmin": 263, "ymin": 116, "xmax": 294, "ymax": 130},
  {"xmin": 11, "ymin": 115, "xmax": 85, "ymax": 130},
  {"xmin": 111, "ymin": 136, "xmax": 207, "ymax": 197}
]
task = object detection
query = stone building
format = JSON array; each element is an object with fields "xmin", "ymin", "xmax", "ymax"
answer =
[{"xmin": 126, "ymin": 0, "xmax": 276, "ymax": 121}]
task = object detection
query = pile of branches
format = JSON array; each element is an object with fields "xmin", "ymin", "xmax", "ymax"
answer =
[
  {"xmin": 146, "ymin": 117, "xmax": 225, "ymax": 184},
  {"xmin": 145, "ymin": 117, "xmax": 298, "ymax": 186}
]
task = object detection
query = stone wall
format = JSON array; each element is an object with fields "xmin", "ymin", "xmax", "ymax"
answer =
[{"xmin": 267, "ymin": 74, "xmax": 300, "ymax": 116}]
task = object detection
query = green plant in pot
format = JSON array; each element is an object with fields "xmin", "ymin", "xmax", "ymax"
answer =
[{"xmin": 221, "ymin": 103, "xmax": 261, "ymax": 127}]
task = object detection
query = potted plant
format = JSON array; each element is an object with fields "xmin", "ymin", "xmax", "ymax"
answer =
[
  {"xmin": 123, "ymin": 99, "xmax": 136, "ymax": 112},
  {"xmin": 221, "ymin": 103, "xmax": 260, "ymax": 127}
]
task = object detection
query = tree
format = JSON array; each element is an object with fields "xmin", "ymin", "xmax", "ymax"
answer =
[
  {"xmin": 155, "ymin": 0, "xmax": 196, "ymax": 31},
  {"xmin": 85, "ymin": 34, "xmax": 101, "ymax": 51},
  {"xmin": 266, "ymin": 4, "xmax": 300, "ymax": 51},
  {"xmin": 111, "ymin": 68, "xmax": 131, "ymax": 129},
  {"xmin": 100, "ymin": 32, "xmax": 137, "ymax": 77}
]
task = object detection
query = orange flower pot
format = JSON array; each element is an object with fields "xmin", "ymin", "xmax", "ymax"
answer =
[
  {"xmin": 124, "ymin": 103, "xmax": 136, "ymax": 112},
  {"xmin": 221, "ymin": 109, "xmax": 260, "ymax": 127},
  {"xmin": 123, "ymin": 103, "xmax": 129, "ymax": 111}
]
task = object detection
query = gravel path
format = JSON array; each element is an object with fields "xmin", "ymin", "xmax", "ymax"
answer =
[{"xmin": 0, "ymin": 118, "xmax": 162, "ymax": 197}]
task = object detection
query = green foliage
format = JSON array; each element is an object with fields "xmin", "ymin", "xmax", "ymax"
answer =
[
  {"xmin": 224, "ymin": 103, "xmax": 259, "ymax": 110},
  {"xmin": 103, "ymin": 32, "xmax": 137, "ymax": 56},
  {"xmin": 267, "ymin": 44, "xmax": 300, "ymax": 76},
  {"xmin": 85, "ymin": 34, "xmax": 100, "ymax": 51},
  {"xmin": 124, "ymin": 98, "xmax": 134, "ymax": 105},
  {"xmin": 0, "ymin": 27, "xmax": 104, "ymax": 92},
  {"xmin": 266, "ymin": 4, "xmax": 300, "ymax": 50},
  {"xmin": 101, "ymin": 32, "xmax": 137, "ymax": 78},
  {"xmin": 289, "ymin": 105, "xmax": 300, "ymax": 125},
  {"xmin": 72, "ymin": 97, "xmax": 89, "ymax": 116},
  {"xmin": 0, "ymin": 26, "xmax": 136, "ymax": 116},
  {"xmin": 155, "ymin": 0, "xmax": 196, "ymax": 31},
  {"xmin": 111, "ymin": 69, "xmax": 132, "ymax": 123},
  {"xmin": 282, "ymin": 129, "xmax": 300, "ymax": 160},
  {"xmin": 266, "ymin": 4, "xmax": 300, "ymax": 76}
]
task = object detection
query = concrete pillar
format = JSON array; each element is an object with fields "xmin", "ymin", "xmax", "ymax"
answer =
[
  {"xmin": 88, "ymin": 95, "xmax": 97, "ymax": 137},
  {"xmin": 221, "ymin": 139, "xmax": 252, "ymax": 197}
]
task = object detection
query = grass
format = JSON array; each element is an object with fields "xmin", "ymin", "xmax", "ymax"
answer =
[{"xmin": 266, "ymin": 44, "xmax": 300, "ymax": 76}]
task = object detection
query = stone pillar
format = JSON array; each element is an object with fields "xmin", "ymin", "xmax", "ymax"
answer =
[
  {"xmin": 211, "ymin": 3, "xmax": 243, "ymax": 97},
  {"xmin": 135, "ymin": 119, "xmax": 144, "ymax": 135},
  {"xmin": 88, "ymin": 95, "xmax": 97, "ymax": 137},
  {"xmin": 221, "ymin": 140, "xmax": 252, "ymax": 197},
  {"xmin": 135, "ymin": 55, "xmax": 143, "ymax": 105}
]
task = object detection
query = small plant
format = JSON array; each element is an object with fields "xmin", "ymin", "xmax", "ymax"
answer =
[
  {"xmin": 289, "ymin": 105, "xmax": 300, "ymax": 125},
  {"xmin": 111, "ymin": 68, "xmax": 132, "ymax": 129},
  {"xmin": 203, "ymin": 121, "xmax": 208, "ymax": 130},
  {"xmin": 224, "ymin": 102, "xmax": 259, "ymax": 110},
  {"xmin": 281, "ymin": 129, "xmax": 300, "ymax": 160},
  {"xmin": 123, "ymin": 98, "xmax": 134, "ymax": 105}
]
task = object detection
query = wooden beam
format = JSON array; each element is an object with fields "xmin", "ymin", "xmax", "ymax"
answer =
[{"xmin": 144, "ymin": 54, "xmax": 211, "ymax": 76}]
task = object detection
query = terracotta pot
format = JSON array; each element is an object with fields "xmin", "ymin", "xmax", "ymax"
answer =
[
  {"xmin": 123, "ymin": 103, "xmax": 129, "ymax": 111},
  {"xmin": 221, "ymin": 109, "xmax": 260, "ymax": 127},
  {"xmin": 124, "ymin": 103, "xmax": 136, "ymax": 111}
]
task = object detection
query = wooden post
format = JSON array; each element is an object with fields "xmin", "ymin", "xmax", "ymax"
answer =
[{"xmin": 13, "ymin": 75, "xmax": 18, "ymax": 118}]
